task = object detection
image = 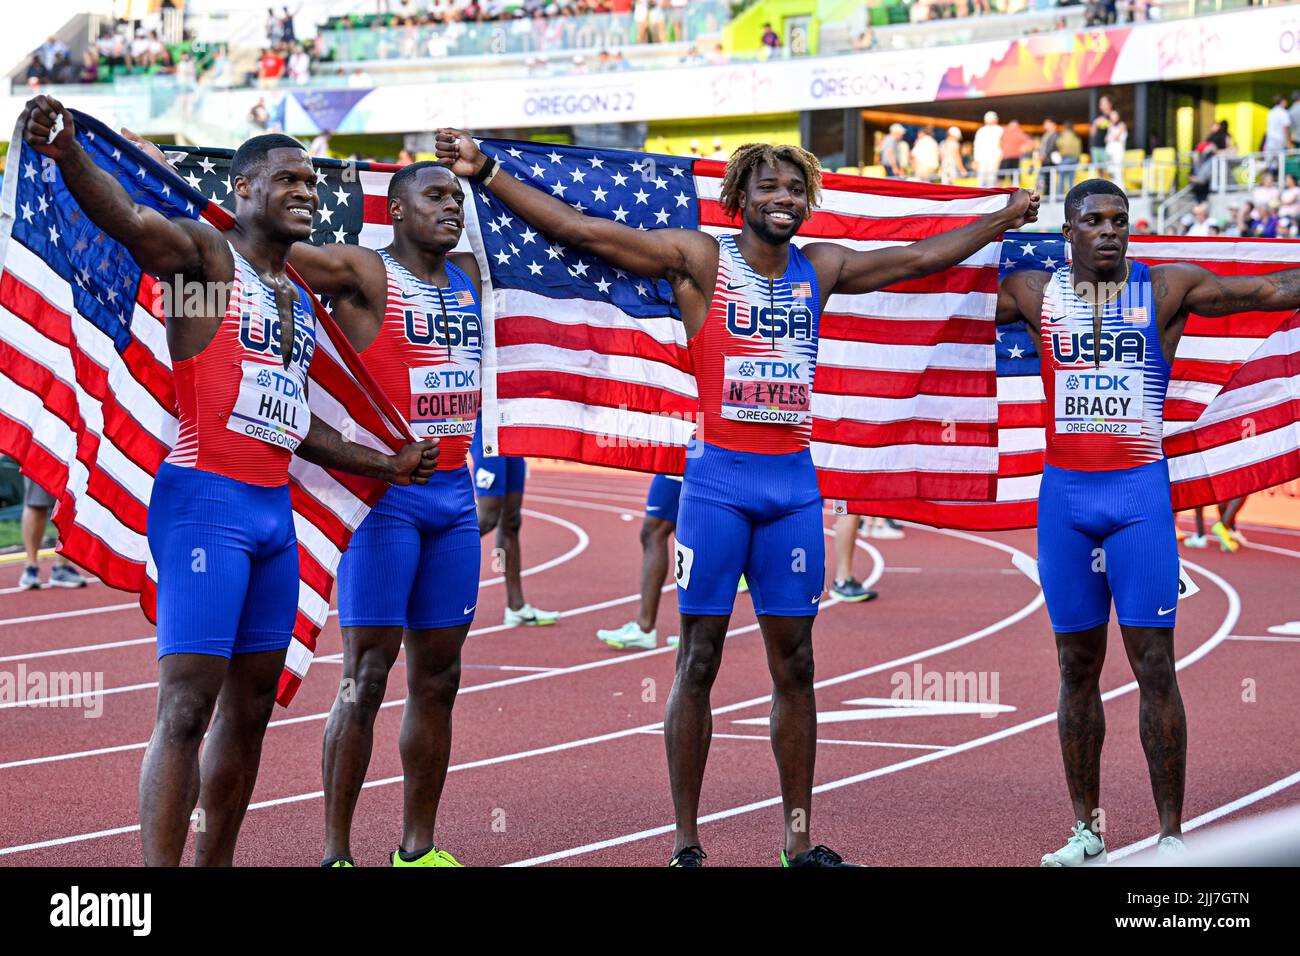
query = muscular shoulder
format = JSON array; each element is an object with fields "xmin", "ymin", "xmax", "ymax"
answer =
[
  {"xmin": 178, "ymin": 217, "xmax": 233, "ymax": 282},
  {"xmin": 449, "ymin": 250, "xmax": 481, "ymax": 290},
  {"xmin": 1008, "ymin": 267, "xmax": 1052, "ymax": 306}
]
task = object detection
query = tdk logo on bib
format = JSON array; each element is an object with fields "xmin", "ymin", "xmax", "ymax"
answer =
[
  {"xmin": 404, "ymin": 309, "xmax": 483, "ymax": 350},
  {"xmin": 736, "ymin": 359, "xmax": 802, "ymax": 379},
  {"xmin": 423, "ymin": 367, "xmax": 478, "ymax": 390},
  {"xmin": 1051, "ymin": 329, "xmax": 1145, "ymax": 364},
  {"xmin": 725, "ymin": 301, "xmax": 814, "ymax": 341}
]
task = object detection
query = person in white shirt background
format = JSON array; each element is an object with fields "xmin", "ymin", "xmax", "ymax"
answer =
[
  {"xmin": 911, "ymin": 126, "xmax": 940, "ymax": 182},
  {"xmin": 973, "ymin": 111, "xmax": 1003, "ymax": 188}
]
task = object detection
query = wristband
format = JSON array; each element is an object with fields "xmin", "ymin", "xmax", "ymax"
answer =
[{"xmin": 471, "ymin": 155, "xmax": 500, "ymax": 185}]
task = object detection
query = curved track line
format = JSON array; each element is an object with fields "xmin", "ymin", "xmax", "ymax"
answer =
[
  {"xmin": 503, "ymin": 558, "xmax": 1237, "ymax": 866},
  {"xmin": 0, "ymin": 526, "xmax": 1049, "ymax": 857},
  {"xmin": 0, "ymin": 507, "xmax": 589, "ymax": 667}
]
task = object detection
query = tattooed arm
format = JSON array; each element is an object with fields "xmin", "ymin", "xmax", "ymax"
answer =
[
  {"xmin": 296, "ymin": 418, "xmax": 439, "ymax": 485},
  {"xmin": 1153, "ymin": 262, "xmax": 1300, "ymax": 361},
  {"xmin": 996, "ymin": 268, "xmax": 1049, "ymax": 334}
]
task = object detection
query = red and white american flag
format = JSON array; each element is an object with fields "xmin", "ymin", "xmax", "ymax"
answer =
[
  {"xmin": 0, "ymin": 112, "xmax": 416, "ymax": 705},
  {"xmin": 467, "ymin": 142, "xmax": 1010, "ymax": 502},
  {"xmin": 847, "ymin": 233, "xmax": 1300, "ymax": 529}
]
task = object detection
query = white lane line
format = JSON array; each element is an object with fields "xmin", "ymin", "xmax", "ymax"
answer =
[
  {"xmin": 0, "ymin": 505, "xmax": 590, "ymax": 665},
  {"xmin": 1109, "ymin": 769, "xmax": 1300, "ymax": 862},
  {"xmin": 1227, "ymin": 635, "xmax": 1300, "ymax": 644},
  {"xmin": 0, "ymin": 681, "xmax": 157, "ymax": 710},
  {"xmin": 632, "ymin": 728, "xmax": 949, "ymax": 751},
  {"xmin": 0, "ymin": 514, "xmax": 957, "ymax": 851},
  {"xmin": 0, "ymin": 603, "xmax": 140, "ymax": 628},
  {"xmin": 502, "ymin": 558, "xmax": 1237, "ymax": 866},
  {"xmin": 0, "ymin": 521, "xmax": 1048, "ymax": 858},
  {"xmin": 0, "ymin": 636, "xmax": 156, "ymax": 663},
  {"xmin": 0, "ymin": 577, "xmax": 102, "ymax": 596}
]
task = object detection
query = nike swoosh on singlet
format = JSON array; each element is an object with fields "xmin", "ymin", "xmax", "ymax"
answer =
[{"xmin": 726, "ymin": 281, "xmax": 748, "ymax": 291}]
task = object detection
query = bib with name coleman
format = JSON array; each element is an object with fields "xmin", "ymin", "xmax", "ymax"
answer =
[
  {"xmin": 362, "ymin": 251, "xmax": 483, "ymax": 470},
  {"xmin": 1039, "ymin": 261, "xmax": 1171, "ymax": 472},
  {"xmin": 166, "ymin": 243, "xmax": 317, "ymax": 487},
  {"xmin": 690, "ymin": 234, "xmax": 821, "ymax": 455}
]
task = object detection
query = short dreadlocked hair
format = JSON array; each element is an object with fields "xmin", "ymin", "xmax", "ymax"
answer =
[{"xmin": 718, "ymin": 143, "xmax": 822, "ymax": 220}]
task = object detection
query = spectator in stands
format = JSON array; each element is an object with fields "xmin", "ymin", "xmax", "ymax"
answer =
[
  {"xmin": 176, "ymin": 52, "xmax": 197, "ymax": 116},
  {"xmin": 1253, "ymin": 171, "xmax": 1281, "ymax": 209},
  {"xmin": 1265, "ymin": 95, "xmax": 1291, "ymax": 173},
  {"xmin": 398, "ymin": 148, "xmax": 416, "ymax": 165},
  {"xmin": 80, "ymin": 48, "xmax": 100, "ymax": 84},
  {"xmin": 911, "ymin": 126, "xmax": 939, "ymax": 182},
  {"xmin": 288, "ymin": 43, "xmax": 312, "ymax": 84},
  {"xmin": 258, "ymin": 46, "xmax": 287, "ymax": 86},
  {"xmin": 1289, "ymin": 90, "xmax": 1300, "ymax": 147},
  {"xmin": 999, "ymin": 119, "xmax": 1028, "ymax": 179},
  {"xmin": 37, "ymin": 35, "xmax": 69, "ymax": 73},
  {"xmin": 282, "ymin": 5, "xmax": 300, "ymax": 45},
  {"xmin": 1186, "ymin": 203, "xmax": 1214, "ymax": 237},
  {"xmin": 24, "ymin": 54, "xmax": 47, "ymax": 88},
  {"xmin": 880, "ymin": 123, "xmax": 910, "ymax": 178},
  {"xmin": 939, "ymin": 126, "xmax": 966, "ymax": 184},
  {"xmin": 267, "ymin": 7, "xmax": 284, "ymax": 46},
  {"xmin": 1279, "ymin": 174, "xmax": 1300, "ymax": 218},
  {"xmin": 709, "ymin": 138, "xmax": 728, "ymax": 160},
  {"xmin": 1055, "ymin": 120, "xmax": 1082, "ymax": 192},
  {"xmin": 49, "ymin": 51, "xmax": 78, "ymax": 84},
  {"xmin": 1037, "ymin": 117, "xmax": 1060, "ymax": 196},
  {"xmin": 1133, "ymin": 218, "xmax": 1153, "ymax": 236},
  {"xmin": 309, "ymin": 130, "xmax": 332, "ymax": 157},
  {"xmin": 249, "ymin": 97, "xmax": 270, "ymax": 131},
  {"xmin": 973, "ymin": 110, "xmax": 1003, "ymax": 187},
  {"xmin": 1089, "ymin": 94, "xmax": 1113, "ymax": 172},
  {"xmin": 1105, "ymin": 109, "xmax": 1128, "ymax": 182},
  {"xmin": 853, "ymin": 29, "xmax": 876, "ymax": 51},
  {"xmin": 761, "ymin": 21, "xmax": 781, "ymax": 59}
]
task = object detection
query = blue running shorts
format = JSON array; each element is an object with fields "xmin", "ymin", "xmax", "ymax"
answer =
[
  {"xmin": 147, "ymin": 462, "xmax": 298, "ymax": 659},
  {"xmin": 1037, "ymin": 458, "xmax": 1180, "ymax": 633},
  {"xmin": 470, "ymin": 425, "xmax": 526, "ymax": 499},
  {"xmin": 645, "ymin": 474, "xmax": 683, "ymax": 525},
  {"xmin": 338, "ymin": 465, "xmax": 481, "ymax": 630},
  {"xmin": 673, "ymin": 442, "xmax": 824, "ymax": 617}
]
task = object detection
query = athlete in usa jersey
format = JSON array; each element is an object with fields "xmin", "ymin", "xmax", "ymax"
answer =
[
  {"xmin": 997, "ymin": 178, "xmax": 1300, "ymax": 863},
  {"xmin": 27, "ymin": 103, "xmax": 437, "ymax": 869},
  {"xmin": 437, "ymin": 129, "xmax": 1039, "ymax": 867},
  {"xmin": 288, "ymin": 161, "xmax": 484, "ymax": 868}
]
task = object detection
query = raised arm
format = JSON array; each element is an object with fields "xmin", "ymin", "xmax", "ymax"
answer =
[
  {"xmin": 808, "ymin": 189, "xmax": 1039, "ymax": 297},
  {"xmin": 1160, "ymin": 261, "xmax": 1300, "ymax": 318},
  {"xmin": 297, "ymin": 418, "xmax": 439, "ymax": 486},
  {"xmin": 21, "ymin": 96, "xmax": 220, "ymax": 279},
  {"xmin": 433, "ymin": 128, "xmax": 716, "ymax": 285}
]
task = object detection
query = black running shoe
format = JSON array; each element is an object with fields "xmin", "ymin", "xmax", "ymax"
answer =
[
  {"xmin": 781, "ymin": 845, "xmax": 864, "ymax": 867},
  {"xmin": 669, "ymin": 845, "xmax": 707, "ymax": 867}
]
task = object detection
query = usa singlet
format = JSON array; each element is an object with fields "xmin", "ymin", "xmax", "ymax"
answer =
[
  {"xmin": 166, "ymin": 243, "xmax": 317, "ymax": 486},
  {"xmin": 361, "ymin": 250, "xmax": 483, "ymax": 470},
  {"xmin": 150, "ymin": 243, "xmax": 315, "ymax": 659},
  {"xmin": 1035, "ymin": 261, "xmax": 1180, "ymax": 633},
  {"xmin": 673, "ymin": 236, "xmax": 826, "ymax": 619}
]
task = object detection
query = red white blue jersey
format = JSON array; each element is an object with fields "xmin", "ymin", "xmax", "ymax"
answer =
[
  {"xmin": 690, "ymin": 235, "xmax": 821, "ymax": 455},
  {"xmin": 166, "ymin": 244, "xmax": 316, "ymax": 487},
  {"xmin": 1039, "ymin": 261, "xmax": 1171, "ymax": 472},
  {"xmin": 361, "ymin": 251, "xmax": 482, "ymax": 471}
]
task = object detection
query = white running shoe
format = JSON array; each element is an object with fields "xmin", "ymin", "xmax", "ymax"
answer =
[
  {"xmin": 869, "ymin": 519, "xmax": 905, "ymax": 540},
  {"xmin": 1156, "ymin": 835, "xmax": 1188, "ymax": 860},
  {"xmin": 597, "ymin": 620, "xmax": 657, "ymax": 650},
  {"xmin": 1183, "ymin": 534, "xmax": 1208, "ymax": 549},
  {"xmin": 1040, "ymin": 821, "xmax": 1107, "ymax": 867},
  {"xmin": 504, "ymin": 603, "xmax": 560, "ymax": 627},
  {"xmin": 667, "ymin": 635, "xmax": 680, "ymax": 648}
]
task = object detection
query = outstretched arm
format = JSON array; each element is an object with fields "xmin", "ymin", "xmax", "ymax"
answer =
[
  {"xmin": 287, "ymin": 241, "xmax": 372, "ymax": 297},
  {"xmin": 21, "ymin": 96, "xmax": 219, "ymax": 279},
  {"xmin": 1162, "ymin": 261, "xmax": 1300, "ymax": 317},
  {"xmin": 810, "ymin": 189, "xmax": 1040, "ymax": 297},
  {"xmin": 433, "ymin": 128, "xmax": 716, "ymax": 284},
  {"xmin": 296, "ymin": 419, "xmax": 439, "ymax": 486}
]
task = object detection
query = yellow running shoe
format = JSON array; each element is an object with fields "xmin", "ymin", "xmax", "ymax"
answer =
[
  {"xmin": 737, "ymin": 574, "xmax": 748, "ymax": 593},
  {"xmin": 321, "ymin": 857, "xmax": 355, "ymax": 867},
  {"xmin": 1212, "ymin": 521, "xmax": 1239, "ymax": 553},
  {"xmin": 392, "ymin": 846, "xmax": 464, "ymax": 867}
]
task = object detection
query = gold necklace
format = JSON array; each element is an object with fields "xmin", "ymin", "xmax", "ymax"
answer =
[{"xmin": 1071, "ymin": 262, "xmax": 1130, "ymax": 309}]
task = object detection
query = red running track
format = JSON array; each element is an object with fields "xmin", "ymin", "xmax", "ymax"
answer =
[{"xmin": 0, "ymin": 467, "xmax": 1297, "ymax": 866}]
